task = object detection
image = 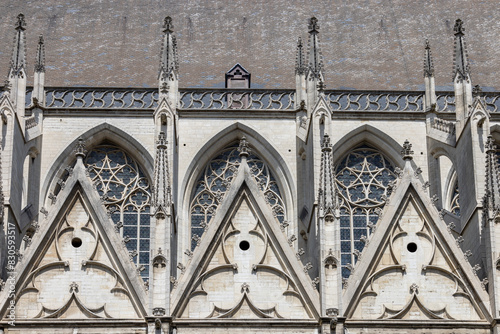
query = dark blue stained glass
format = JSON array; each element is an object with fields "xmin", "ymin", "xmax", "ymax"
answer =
[
  {"xmin": 140, "ymin": 266, "xmax": 149, "ymax": 277},
  {"xmin": 342, "ymin": 267, "xmax": 350, "ymax": 278},
  {"xmin": 139, "ymin": 239, "xmax": 150, "ymax": 251},
  {"xmin": 369, "ymin": 186, "xmax": 384, "ymax": 200},
  {"xmin": 366, "ymin": 154, "xmax": 382, "ymax": 169},
  {"xmin": 140, "ymin": 226, "xmax": 149, "ymax": 238},
  {"xmin": 123, "ymin": 213, "xmax": 137, "ymax": 225},
  {"xmin": 140, "ymin": 212, "xmax": 150, "ymax": 225},
  {"xmin": 139, "ymin": 252, "xmax": 149, "ymax": 263},
  {"xmin": 340, "ymin": 228, "xmax": 351, "ymax": 239},
  {"xmin": 341, "ymin": 241, "xmax": 351, "ymax": 252},
  {"xmin": 340, "ymin": 215, "xmax": 350, "ymax": 227},
  {"xmin": 111, "ymin": 212, "xmax": 120, "ymax": 223},
  {"xmin": 353, "ymin": 228, "xmax": 366, "ymax": 240},
  {"xmin": 341, "ymin": 254, "xmax": 351, "ymax": 264},
  {"xmin": 127, "ymin": 239, "xmax": 137, "ymax": 250},
  {"xmin": 348, "ymin": 155, "xmax": 364, "ymax": 170},
  {"xmin": 369, "ymin": 214, "xmax": 379, "ymax": 224},
  {"xmin": 123, "ymin": 226, "xmax": 138, "ymax": 238},
  {"xmin": 354, "ymin": 241, "xmax": 364, "ymax": 252},
  {"xmin": 353, "ymin": 215, "xmax": 366, "ymax": 227}
]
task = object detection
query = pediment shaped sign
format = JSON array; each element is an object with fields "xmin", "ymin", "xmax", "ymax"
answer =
[
  {"xmin": 0, "ymin": 159, "xmax": 148, "ymax": 320},
  {"xmin": 343, "ymin": 162, "xmax": 491, "ymax": 322},
  {"xmin": 171, "ymin": 162, "xmax": 319, "ymax": 320}
]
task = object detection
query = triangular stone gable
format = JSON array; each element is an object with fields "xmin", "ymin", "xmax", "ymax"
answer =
[
  {"xmin": 171, "ymin": 162, "xmax": 320, "ymax": 319},
  {"xmin": 343, "ymin": 162, "xmax": 492, "ymax": 323},
  {"xmin": 154, "ymin": 96, "xmax": 175, "ymax": 120},
  {"xmin": 0, "ymin": 159, "xmax": 148, "ymax": 320}
]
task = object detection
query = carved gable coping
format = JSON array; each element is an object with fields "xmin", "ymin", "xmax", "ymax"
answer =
[
  {"xmin": 170, "ymin": 158, "xmax": 320, "ymax": 320},
  {"xmin": 342, "ymin": 160, "xmax": 492, "ymax": 323},
  {"xmin": 0, "ymin": 158, "xmax": 148, "ymax": 320}
]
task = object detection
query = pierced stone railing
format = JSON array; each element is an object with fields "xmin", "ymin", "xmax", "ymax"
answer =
[
  {"xmin": 431, "ymin": 117, "xmax": 455, "ymax": 134},
  {"xmin": 0, "ymin": 86, "xmax": 494, "ymax": 113},
  {"xmin": 45, "ymin": 87, "xmax": 158, "ymax": 109},
  {"xmin": 324, "ymin": 91, "xmax": 424, "ymax": 112},
  {"xmin": 435, "ymin": 92, "xmax": 500, "ymax": 113},
  {"xmin": 484, "ymin": 93, "xmax": 500, "ymax": 113},
  {"xmin": 178, "ymin": 89, "xmax": 295, "ymax": 110},
  {"xmin": 25, "ymin": 115, "xmax": 37, "ymax": 129},
  {"xmin": 435, "ymin": 93, "xmax": 456, "ymax": 112}
]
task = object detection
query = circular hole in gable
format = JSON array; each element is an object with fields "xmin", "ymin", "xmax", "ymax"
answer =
[
  {"xmin": 239, "ymin": 240, "xmax": 250, "ymax": 251},
  {"xmin": 407, "ymin": 242, "xmax": 417, "ymax": 253},
  {"xmin": 72, "ymin": 237, "xmax": 82, "ymax": 248}
]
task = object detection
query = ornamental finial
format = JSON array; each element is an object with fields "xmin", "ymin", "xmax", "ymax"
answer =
[
  {"xmin": 401, "ymin": 139, "xmax": 414, "ymax": 160},
  {"xmin": 308, "ymin": 17, "xmax": 319, "ymax": 33},
  {"xmin": 238, "ymin": 136, "xmax": 250, "ymax": 157},
  {"xmin": 74, "ymin": 137, "xmax": 87, "ymax": 159},
  {"xmin": 163, "ymin": 16, "xmax": 174, "ymax": 33},
  {"xmin": 454, "ymin": 19, "xmax": 464, "ymax": 35},
  {"xmin": 15, "ymin": 14, "xmax": 26, "ymax": 31}
]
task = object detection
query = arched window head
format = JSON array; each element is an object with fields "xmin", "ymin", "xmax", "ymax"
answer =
[
  {"xmin": 336, "ymin": 144, "xmax": 396, "ymax": 279},
  {"xmin": 190, "ymin": 142, "xmax": 285, "ymax": 251},
  {"xmin": 449, "ymin": 181, "xmax": 460, "ymax": 216},
  {"xmin": 84, "ymin": 143, "xmax": 151, "ymax": 280}
]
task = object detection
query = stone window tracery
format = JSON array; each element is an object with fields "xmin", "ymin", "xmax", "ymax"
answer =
[
  {"xmin": 335, "ymin": 144, "xmax": 396, "ymax": 279},
  {"xmin": 84, "ymin": 144, "xmax": 151, "ymax": 280},
  {"xmin": 190, "ymin": 143, "xmax": 285, "ymax": 250}
]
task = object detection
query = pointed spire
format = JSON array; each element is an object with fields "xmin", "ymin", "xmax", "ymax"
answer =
[
  {"xmin": 152, "ymin": 132, "xmax": 171, "ymax": 218},
  {"xmin": 35, "ymin": 35, "xmax": 45, "ymax": 73},
  {"xmin": 318, "ymin": 134, "xmax": 339, "ymax": 222},
  {"xmin": 159, "ymin": 16, "xmax": 179, "ymax": 81},
  {"xmin": 424, "ymin": 39, "xmax": 434, "ymax": 78},
  {"xmin": 306, "ymin": 17, "xmax": 323, "ymax": 80},
  {"xmin": 453, "ymin": 19, "xmax": 470, "ymax": 81},
  {"xmin": 295, "ymin": 37, "xmax": 305, "ymax": 75},
  {"xmin": 9, "ymin": 13, "xmax": 27, "ymax": 77},
  {"xmin": 484, "ymin": 136, "xmax": 500, "ymax": 219}
]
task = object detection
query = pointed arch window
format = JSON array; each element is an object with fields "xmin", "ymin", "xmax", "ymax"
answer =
[
  {"xmin": 189, "ymin": 143, "xmax": 286, "ymax": 250},
  {"xmin": 335, "ymin": 144, "xmax": 396, "ymax": 279},
  {"xmin": 84, "ymin": 144, "xmax": 151, "ymax": 280}
]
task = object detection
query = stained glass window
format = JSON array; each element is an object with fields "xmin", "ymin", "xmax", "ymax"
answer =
[
  {"xmin": 84, "ymin": 144, "xmax": 151, "ymax": 280},
  {"xmin": 190, "ymin": 143, "xmax": 285, "ymax": 250},
  {"xmin": 336, "ymin": 145, "xmax": 396, "ymax": 279},
  {"xmin": 449, "ymin": 181, "xmax": 460, "ymax": 216}
]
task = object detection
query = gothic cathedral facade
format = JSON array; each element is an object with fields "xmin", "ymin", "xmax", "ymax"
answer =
[{"xmin": 0, "ymin": 13, "xmax": 499, "ymax": 334}]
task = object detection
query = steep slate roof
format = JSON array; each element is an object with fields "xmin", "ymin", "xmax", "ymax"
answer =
[{"xmin": 0, "ymin": 0, "xmax": 499, "ymax": 90}]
